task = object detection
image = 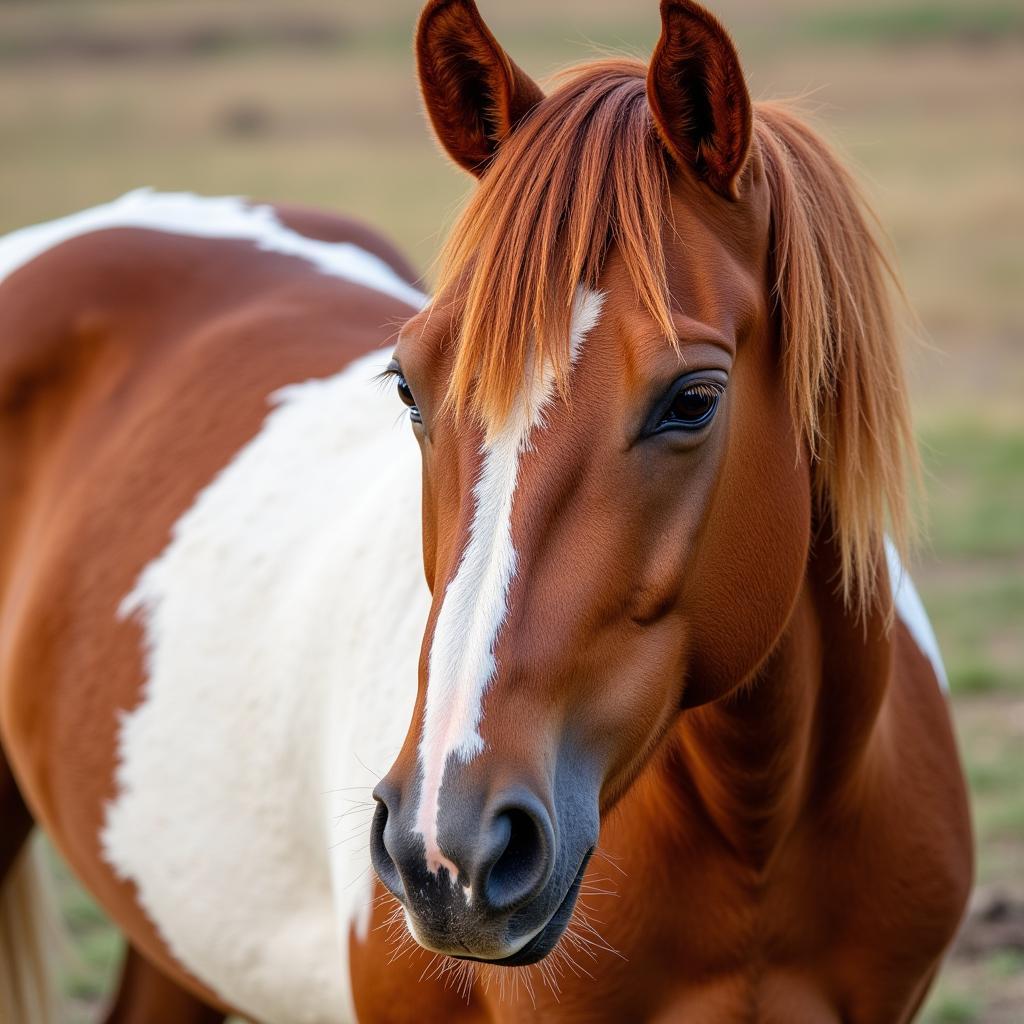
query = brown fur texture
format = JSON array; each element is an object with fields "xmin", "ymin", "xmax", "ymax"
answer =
[
  {"xmin": 648, "ymin": 0, "xmax": 753, "ymax": 198},
  {"xmin": 417, "ymin": 0, "xmax": 545, "ymax": 174}
]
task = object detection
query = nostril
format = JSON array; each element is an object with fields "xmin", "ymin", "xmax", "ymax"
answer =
[
  {"xmin": 483, "ymin": 805, "xmax": 550, "ymax": 912},
  {"xmin": 369, "ymin": 796, "xmax": 405, "ymax": 902}
]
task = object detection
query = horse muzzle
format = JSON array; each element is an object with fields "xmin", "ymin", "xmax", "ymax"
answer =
[{"xmin": 369, "ymin": 766, "xmax": 599, "ymax": 964}]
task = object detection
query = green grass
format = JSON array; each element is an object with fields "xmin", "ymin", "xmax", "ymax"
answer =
[
  {"xmin": 919, "ymin": 569, "xmax": 1022, "ymax": 695},
  {"xmin": 921, "ymin": 422, "xmax": 1024, "ymax": 560},
  {"xmin": 987, "ymin": 950, "xmax": 1024, "ymax": 979},
  {"xmin": 962, "ymin": 714, "xmax": 1024, "ymax": 867},
  {"xmin": 920, "ymin": 945, "xmax": 1024, "ymax": 1024},
  {"xmin": 922, "ymin": 987, "xmax": 983, "ymax": 1024},
  {"xmin": 914, "ymin": 421, "xmax": 1024, "ymax": 697}
]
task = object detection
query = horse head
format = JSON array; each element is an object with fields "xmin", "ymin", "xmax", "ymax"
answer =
[{"xmin": 370, "ymin": 0, "xmax": 911, "ymax": 966}]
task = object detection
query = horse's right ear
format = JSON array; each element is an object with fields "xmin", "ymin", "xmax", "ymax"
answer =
[{"xmin": 416, "ymin": 0, "xmax": 545, "ymax": 176}]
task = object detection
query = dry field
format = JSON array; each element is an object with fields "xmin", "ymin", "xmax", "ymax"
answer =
[{"xmin": 1, "ymin": 1, "xmax": 1021, "ymax": 1021}]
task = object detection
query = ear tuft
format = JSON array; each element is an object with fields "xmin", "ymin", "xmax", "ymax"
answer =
[
  {"xmin": 647, "ymin": 0, "xmax": 752, "ymax": 199},
  {"xmin": 417, "ymin": 0, "xmax": 545, "ymax": 176}
]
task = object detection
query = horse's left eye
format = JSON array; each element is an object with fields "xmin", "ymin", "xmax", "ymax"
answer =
[
  {"xmin": 665, "ymin": 384, "xmax": 719, "ymax": 426},
  {"xmin": 395, "ymin": 373, "xmax": 422, "ymax": 424},
  {"xmin": 653, "ymin": 376, "xmax": 724, "ymax": 433}
]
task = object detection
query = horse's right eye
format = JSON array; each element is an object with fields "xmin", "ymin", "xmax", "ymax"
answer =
[{"xmin": 395, "ymin": 373, "xmax": 422, "ymax": 424}]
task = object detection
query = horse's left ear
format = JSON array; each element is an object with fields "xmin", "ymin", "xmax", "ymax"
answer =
[
  {"xmin": 647, "ymin": 0, "xmax": 753, "ymax": 200},
  {"xmin": 416, "ymin": 0, "xmax": 545, "ymax": 176}
]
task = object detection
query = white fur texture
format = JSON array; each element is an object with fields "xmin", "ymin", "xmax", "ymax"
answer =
[
  {"xmin": 414, "ymin": 289, "xmax": 605, "ymax": 880},
  {"xmin": 0, "ymin": 190, "xmax": 429, "ymax": 1020},
  {"xmin": 0, "ymin": 189, "xmax": 425, "ymax": 308},
  {"xmin": 103, "ymin": 349, "xmax": 431, "ymax": 1024},
  {"xmin": 886, "ymin": 538, "xmax": 949, "ymax": 692}
]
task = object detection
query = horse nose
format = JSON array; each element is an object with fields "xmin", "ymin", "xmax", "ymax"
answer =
[
  {"xmin": 467, "ymin": 789, "xmax": 555, "ymax": 913},
  {"xmin": 370, "ymin": 781, "xmax": 554, "ymax": 917}
]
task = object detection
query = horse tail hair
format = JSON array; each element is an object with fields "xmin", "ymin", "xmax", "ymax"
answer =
[{"xmin": 0, "ymin": 838, "xmax": 61, "ymax": 1024}]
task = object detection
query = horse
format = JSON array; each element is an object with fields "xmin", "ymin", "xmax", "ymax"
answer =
[{"xmin": 0, "ymin": 1, "xmax": 972, "ymax": 1021}]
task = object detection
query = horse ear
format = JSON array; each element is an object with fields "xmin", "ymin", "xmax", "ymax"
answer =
[
  {"xmin": 647, "ymin": 0, "xmax": 753, "ymax": 199},
  {"xmin": 416, "ymin": 0, "xmax": 545, "ymax": 176}
]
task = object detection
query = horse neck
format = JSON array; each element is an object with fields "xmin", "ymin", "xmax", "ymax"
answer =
[{"xmin": 641, "ymin": 530, "xmax": 892, "ymax": 868}]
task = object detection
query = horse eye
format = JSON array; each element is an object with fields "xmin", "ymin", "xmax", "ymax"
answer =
[
  {"xmin": 655, "ymin": 379, "xmax": 723, "ymax": 433},
  {"xmin": 395, "ymin": 373, "xmax": 422, "ymax": 423}
]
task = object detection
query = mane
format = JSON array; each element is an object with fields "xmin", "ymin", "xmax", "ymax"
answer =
[
  {"xmin": 434, "ymin": 59, "xmax": 915, "ymax": 614},
  {"xmin": 436, "ymin": 60, "xmax": 674, "ymax": 422},
  {"xmin": 753, "ymin": 102, "xmax": 916, "ymax": 613}
]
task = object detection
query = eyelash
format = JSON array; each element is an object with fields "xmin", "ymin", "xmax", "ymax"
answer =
[
  {"xmin": 680, "ymin": 382, "xmax": 720, "ymax": 404},
  {"xmin": 374, "ymin": 366, "xmax": 401, "ymax": 389}
]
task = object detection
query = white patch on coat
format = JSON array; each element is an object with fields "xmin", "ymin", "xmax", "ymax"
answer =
[
  {"xmin": 886, "ymin": 537, "xmax": 949, "ymax": 692},
  {"xmin": 103, "ymin": 348, "xmax": 431, "ymax": 1024},
  {"xmin": 0, "ymin": 188, "xmax": 425, "ymax": 308},
  {"xmin": 414, "ymin": 288, "xmax": 604, "ymax": 880}
]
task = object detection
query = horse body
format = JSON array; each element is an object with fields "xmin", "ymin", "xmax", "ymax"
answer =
[
  {"xmin": 0, "ymin": 2, "xmax": 972, "ymax": 1022},
  {"xmin": 0, "ymin": 193, "xmax": 427, "ymax": 1021}
]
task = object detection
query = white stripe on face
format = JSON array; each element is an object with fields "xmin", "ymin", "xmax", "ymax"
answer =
[{"xmin": 413, "ymin": 287, "xmax": 604, "ymax": 880}]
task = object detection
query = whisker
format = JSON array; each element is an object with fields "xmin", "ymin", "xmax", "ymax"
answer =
[
  {"xmin": 353, "ymin": 754, "xmax": 383, "ymax": 781},
  {"xmin": 590, "ymin": 847, "xmax": 628, "ymax": 877},
  {"xmin": 417, "ymin": 954, "xmax": 441, "ymax": 983}
]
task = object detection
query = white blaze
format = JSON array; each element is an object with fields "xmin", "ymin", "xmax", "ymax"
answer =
[{"xmin": 413, "ymin": 288, "xmax": 605, "ymax": 879}]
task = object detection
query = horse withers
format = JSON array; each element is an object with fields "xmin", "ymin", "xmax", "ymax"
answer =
[{"xmin": 0, "ymin": 2, "xmax": 971, "ymax": 1022}]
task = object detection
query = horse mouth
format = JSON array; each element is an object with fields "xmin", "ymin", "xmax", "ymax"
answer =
[{"xmin": 455, "ymin": 851, "xmax": 591, "ymax": 967}]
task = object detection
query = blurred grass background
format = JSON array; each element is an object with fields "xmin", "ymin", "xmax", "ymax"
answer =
[{"xmin": 0, "ymin": 1, "xmax": 1020, "ymax": 1021}]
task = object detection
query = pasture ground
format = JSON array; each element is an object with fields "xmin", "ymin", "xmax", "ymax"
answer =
[{"xmin": 1, "ymin": 2, "xmax": 1021, "ymax": 1021}]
